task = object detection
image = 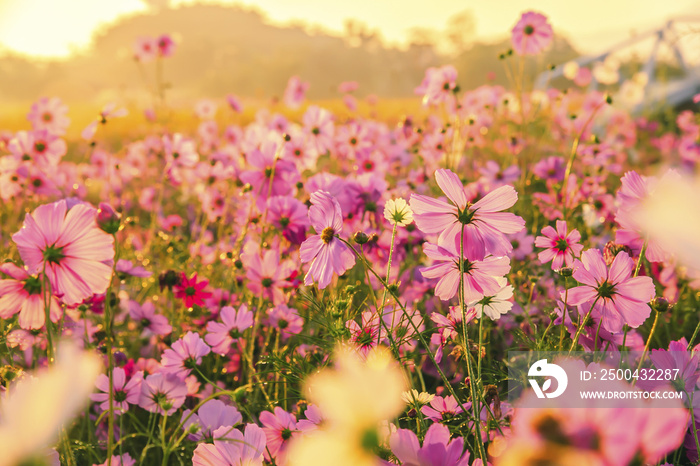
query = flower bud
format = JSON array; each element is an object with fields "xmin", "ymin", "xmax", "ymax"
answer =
[
  {"xmin": 603, "ymin": 241, "xmax": 633, "ymax": 266},
  {"xmin": 353, "ymin": 231, "xmax": 369, "ymax": 245},
  {"xmin": 96, "ymin": 203, "xmax": 121, "ymax": 234},
  {"xmin": 651, "ymin": 297, "xmax": 670, "ymax": 313},
  {"xmin": 559, "ymin": 267, "xmax": 573, "ymax": 277}
]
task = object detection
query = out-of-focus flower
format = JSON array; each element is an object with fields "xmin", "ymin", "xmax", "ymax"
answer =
[
  {"xmin": 299, "ymin": 191, "xmax": 356, "ymax": 289},
  {"xmin": 157, "ymin": 34, "xmax": 176, "ymax": 57},
  {"xmin": 94, "ymin": 453, "xmax": 136, "ymax": 466},
  {"xmin": 133, "ymin": 36, "xmax": 158, "ymax": 63},
  {"xmin": 12, "ymin": 199, "xmax": 115, "ymax": 305},
  {"xmin": 287, "ymin": 345, "xmax": 407, "ymax": 466},
  {"xmin": 593, "ymin": 57, "xmax": 620, "ymax": 85},
  {"xmin": 563, "ymin": 61, "xmax": 580, "ymax": 80},
  {"xmin": 384, "ymin": 198, "xmax": 413, "ymax": 227},
  {"xmin": 0, "ymin": 341, "xmax": 102, "ymax": 466},
  {"xmin": 631, "ymin": 174, "xmax": 700, "ymax": 271},
  {"xmin": 283, "ymin": 76, "xmax": 309, "ymax": 109},
  {"xmin": 128, "ymin": 300, "xmax": 172, "ymax": 337},
  {"xmin": 27, "ymin": 97, "xmax": 70, "ymax": 135},
  {"xmin": 511, "ymin": 11, "xmax": 553, "ymax": 56}
]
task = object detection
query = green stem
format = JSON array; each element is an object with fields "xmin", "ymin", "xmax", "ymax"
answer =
[
  {"xmin": 458, "ymin": 225, "xmax": 487, "ymax": 463},
  {"xmin": 377, "ymin": 224, "xmax": 398, "ymax": 345}
]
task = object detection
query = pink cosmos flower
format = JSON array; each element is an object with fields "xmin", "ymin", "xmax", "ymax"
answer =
[
  {"xmin": 0, "ymin": 263, "xmax": 62, "ymax": 330},
  {"xmin": 27, "ymin": 97, "xmax": 70, "ymax": 135},
  {"xmin": 511, "ymin": 11, "xmax": 553, "ymax": 56},
  {"xmin": 161, "ymin": 331, "xmax": 211, "ymax": 379},
  {"xmin": 90, "ymin": 368, "xmax": 143, "ymax": 414},
  {"xmin": 157, "ymin": 34, "xmax": 176, "ymax": 57},
  {"xmin": 297, "ymin": 404, "xmax": 324, "ymax": 433},
  {"xmin": 239, "ymin": 142, "xmax": 300, "ymax": 200},
  {"xmin": 420, "ymin": 241, "xmax": 510, "ymax": 302},
  {"xmin": 205, "ymin": 305, "xmax": 254, "ymax": 355},
  {"xmin": 346, "ymin": 311, "xmax": 380, "ymax": 358},
  {"xmin": 163, "ymin": 133, "xmax": 199, "ymax": 168},
  {"xmin": 139, "ymin": 372, "xmax": 188, "ymax": 416},
  {"xmin": 128, "ymin": 300, "xmax": 172, "ymax": 338},
  {"xmin": 192, "ymin": 424, "xmax": 266, "ymax": 466},
  {"xmin": 12, "ymin": 200, "xmax": 115, "ymax": 306},
  {"xmin": 226, "ymin": 94, "xmax": 243, "ymax": 113},
  {"xmin": 242, "ymin": 245, "xmax": 295, "ymax": 305},
  {"xmin": 283, "ymin": 76, "xmax": 309, "ymax": 109},
  {"xmin": 535, "ymin": 220, "xmax": 584, "ymax": 271},
  {"xmin": 94, "ymin": 453, "xmax": 135, "ymax": 466},
  {"xmin": 268, "ymin": 304, "xmax": 304, "ymax": 338},
  {"xmin": 8, "ymin": 130, "xmax": 66, "ymax": 167},
  {"xmin": 565, "ymin": 249, "xmax": 655, "ymax": 333},
  {"xmin": 299, "ymin": 191, "xmax": 356, "ymax": 289},
  {"xmin": 303, "ymin": 106, "xmax": 335, "ymax": 157},
  {"xmin": 260, "ymin": 406, "xmax": 298, "ymax": 462},
  {"xmin": 410, "ymin": 169, "xmax": 524, "ymax": 261},
  {"xmin": 116, "ymin": 260, "xmax": 152, "ymax": 278},
  {"xmin": 181, "ymin": 399, "xmax": 242, "ymax": 441},
  {"xmin": 133, "ymin": 36, "xmax": 158, "ymax": 63},
  {"xmin": 173, "ymin": 272, "xmax": 212, "ymax": 308},
  {"xmin": 417, "ymin": 65, "xmax": 459, "ymax": 106},
  {"xmin": 421, "ymin": 395, "xmax": 465, "ymax": 422},
  {"xmin": 388, "ymin": 423, "xmax": 470, "ymax": 466},
  {"xmin": 267, "ymin": 196, "xmax": 309, "ymax": 244}
]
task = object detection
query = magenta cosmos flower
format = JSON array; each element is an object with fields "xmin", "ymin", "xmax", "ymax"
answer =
[
  {"xmin": 535, "ymin": 220, "xmax": 583, "ymax": 271},
  {"xmin": 139, "ymin": 373, "xmax": 187, "ymax": 415},
  {"xmin": 421, "ymin": 395, "xmax": 465, "ymax": 422},
  {"xmin": 420, "ymin": 241, "xmax": 510, "ymax": 302},
  {"xmin": 300, "ymin": 191, "xmax": 355, "ymax": 289},
  {"xmin": 410, "ymin": 169, "xmax": 524, "ymax": 261},
  {"xmin": 0, "ymin": 263, "xmax": 61, "ymax": 330},
  {"xmin": 388, "ymin": 423, "xmax": 470, "ymax": 466},
  {"xmin": 173, "ymin": 272, "xmax": 212, "ymax": 308},
  {"xmin": 205, "ymin": 305, "xmax": 254, "ymax": 355},
  {"xmin": 12, "ymin": 200, "xmax": 114, "ymax": 306},
  {"xmin": 243, "ymin": 245, "xmax": 296, "ymax": 305},
  {"xmin": 511, "ymin": 11, "xmax": 553, "ymax": 56},
  {"xmin": 161, "ymin": 331, "xmax": 211, "ymax": 379},
  {"xmin": 565, "ymin": 249, "xmax": 655, "ymax": 333}
]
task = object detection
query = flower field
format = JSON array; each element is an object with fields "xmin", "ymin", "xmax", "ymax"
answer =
[{"xmin": 2, "ymin": 10, "xmax": 700, "ymax": 466}]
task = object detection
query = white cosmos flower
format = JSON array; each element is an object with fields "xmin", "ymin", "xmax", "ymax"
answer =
[
  {"xmin": 384, "ymin": 198, "xmax": 413, "ymax": 227},
  {"xmin": 469, "ymin": 284, "xmax": 514, "ymax": 320}
]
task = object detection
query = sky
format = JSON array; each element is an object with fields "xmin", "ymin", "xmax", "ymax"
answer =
[{"xmin": 1, "ymin": 0, "xmax": 699, "ymax": 59}]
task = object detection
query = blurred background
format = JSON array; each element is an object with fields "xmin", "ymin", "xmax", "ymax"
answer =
[{"xmin": 1, "ymin": 0, "xmax": 700, "ymax": 106}]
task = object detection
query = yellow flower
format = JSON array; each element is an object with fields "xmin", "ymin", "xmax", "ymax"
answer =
[
  {"xmin": 288, "ymin": 345, "xmax": 407, "ymax": 466},
  {"xmin": 383, "ymin": 198, "xmax": 413, "ymax": 227},
  {"xmin": 0, "ymin": 341, "xmax": 102, "ymax": 465}
]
